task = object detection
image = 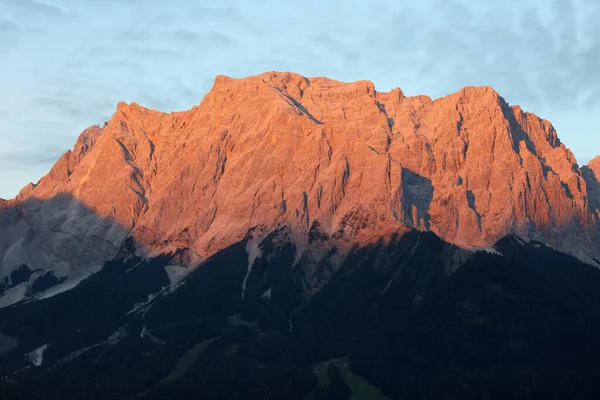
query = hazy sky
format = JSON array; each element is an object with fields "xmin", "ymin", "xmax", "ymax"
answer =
[{"xmin": 0, "ymin": 0, "xmax": 599, "ymax": 199}]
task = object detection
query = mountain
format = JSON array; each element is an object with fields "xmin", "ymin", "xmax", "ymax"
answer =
[
  {"xmin": 582, "ymin": 156, "xmax": 600, "ymax": 219},
  {"xmin": 2, "ymin": 72, "xmax": 600, "ymax": 399},
  {"xmin": 1, "ymin": 71, "xmax": 599, "ymax": 307},
  {"xmin": 3, "ymin": 230, "xmax": 600, "ymax": 399}
]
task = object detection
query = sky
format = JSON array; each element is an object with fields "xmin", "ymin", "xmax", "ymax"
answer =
[{"xmin": 0, "ymin": 0, "xmax": 599, "ymax": 199}]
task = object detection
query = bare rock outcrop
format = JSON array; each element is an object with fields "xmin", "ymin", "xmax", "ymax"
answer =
[{"xmin": 1, "ymin": 71, "xmax": 598, "ymax": 305}]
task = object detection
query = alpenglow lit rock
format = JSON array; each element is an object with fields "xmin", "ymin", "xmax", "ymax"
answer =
[{"xmin": 1, "ymin": 71, "xmax": 599, "ymax": 306}]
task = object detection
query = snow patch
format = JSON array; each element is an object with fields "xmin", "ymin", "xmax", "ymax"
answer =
[
  {"xmin": 0, "ymin": 265, "xmax": 100, "ymax": 309},
  {"xmin": 467, "ymin": 247, "xmax": 506, "ymax": 257},
  {"xmin": 514, "ymin": 236, "xmax": 529, "ymax": 246},
  {"xmin": 164, "ymin": 264, "xmax": 190, "ymax": 288},
  {"xmin": 107, "ymin": 326, "xmax": 128, "ymax": 345},
  {"xmin": 261, "ymin": 287, "xmax": 272, "ymax": 299},
  {"xmin": 25, "ymin": 344, "xmax": 49, "ymax": 367},
  {"xmin": 127, "ymin": 292, "xmax": 159, "ymax": 315},
  {"xmin": 241, "ymin": 240, "xmax": 262, "ymax": 300},
  {"xmin": 126, "ymin": 274, "xmax": 184, "ymax": 316},
  {"xmin": 0, "ymin": 195, "xmax": 131, "ymax": 308},
  {"xmin": 0, "ymin": 282, "xmax": 29, "ymax": 308},
  {"xmin": 53, "ymin": 344, "xmax": 98, "ymax": 367},
  {"xmin": 478, "ymin": 247, "xmax": 504, "ymax": 257},
  {"xmin": 140, "ymin": 325, "xmax": 165, "ymax": 344},
  {"xmin": 125, "ymin": 260, "xmax": 145, "ymax": 274},
  {"xmin": 52, "ymin": 326, "xmax": 128, "ymax": 367},
  {"xmin": 36, "ymin": 266, "xmax": 101, "ymax": 301},
  {"xmin": 380, "ymin": 279, "xmax": 393, "ymax": 295}
]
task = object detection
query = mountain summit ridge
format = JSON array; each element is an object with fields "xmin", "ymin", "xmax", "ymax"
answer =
[{"xmin": 1, "ymin": 71, "xmax": 599, "ymax": 306}]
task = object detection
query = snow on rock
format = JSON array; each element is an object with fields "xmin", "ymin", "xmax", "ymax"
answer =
[
  {"xmin": 0, "ymin": 194, "xmax": 130, "ymax": 308},
  {"xmin": 125, "ymin": 260, "xmax": 145, "ymax": 274},
  {"xmin": 25, "ymin": 344, "xmax": 49, "ymax": 367},
  {"xmin": 0, "ymin": 265, "xmax": 103, "ymax": 309},
  {"xmin": 140, "ymin": 325, "xmax": 165, "ymax": 344},
  {"xmin": 473, "ymin": 247, "xmax": 505, "ymax": 257},
  {"xmin": 52, "ymin": 326, "xmax": 128, "ymax": 367},
  {"xmin": 241, "ymin": 239, "xmax": 262, "ymax": 300},
  {"xmin": 0, "ymin": 282, "xmax": 29, "ymax": 308},
  {"xmin": 106, "ymin": 327, "xmax": 128, "ymax": 346},
  {"xmin": 164, "ymin": 264, "xmax": 190, "ymax": 288},
  {"xmin": 127, "ymin": 292, "xmax": 158, "ymax": 315},
  {"xmin": 2, "ymin": 71, "xmax": 600, "ymax": 307},
  {"xmin": 36, "ymin": 266, "xmax": 101, "ymax": 301}
]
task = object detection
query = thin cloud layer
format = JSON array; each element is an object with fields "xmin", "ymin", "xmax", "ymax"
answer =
[
  {"xmin": 0, "ymin": 0, "xmax": 598, "ymax": 198},
  {"xmin": 1, "ymin": 0, "xmax": 65, "ymax": 18}
]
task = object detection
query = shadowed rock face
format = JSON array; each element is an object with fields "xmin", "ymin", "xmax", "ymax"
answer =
[
  {"xmin": 582, "ymin": 156, "xmax": 600, "ymax": 218},
  {"xmin": 1, "ymin": 72, "xmax": 599, "ymax": 305},
  {"xmin": 399, "ymin": 168, "xmax": 433, "ymax": 230},
  {"xmin": 3, "ymin": 230, "xmax": 600, "ymax": 399},
  {"xmin": 0, "ymin": 194, "xmax": 134, "ymax": 307}
]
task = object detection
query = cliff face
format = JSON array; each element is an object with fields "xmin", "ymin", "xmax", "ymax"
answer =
[
  {"xmin": 583, "ymin": 156, "xmax": 600, "ymax": 221},
  {"xmin": 1, "ymin": 71, "xmax": 598, "ymax": 305}
]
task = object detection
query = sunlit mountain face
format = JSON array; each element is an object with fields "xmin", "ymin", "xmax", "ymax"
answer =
[{"xmin": 1, "ymin": 72, "xmax": 600, "ymax": 399}]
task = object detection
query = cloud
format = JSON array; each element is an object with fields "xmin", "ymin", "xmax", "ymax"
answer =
[
  {"xmin": 0, "ymin": 20, "xmax": 20, "ymax": 35},
  {"xmin": 346, "ymin": 0, "xmax": 600, "ymax": 115},
  {"xmin": 117, "ymin": 28, "xmax": 238, "ymax": 48},
  {"xmin": 0, "ymin": 147, "xmax": 65, "ymax": 169},
  {"xmin": 30, "ymin": 97, "xmax": 84, "ymax": 119},
  {"xmin": 208, "ymin": 32, "xmax": 236, "ymax": 47},
  {"xmin": 1, "ymin": 0, "xmax": 65, "ymax": 18},
  {"xmin": 170, "ymin": 29, "xmax": 200, "ymax": 42},
  {"xmin": 0, "ymin": 144, "xmax": 65, "ymax": 198},
  {"xmin": 0, "ymin": 20, "xmax": 21, "ymax": 51},
  {"xmin": 128, "ymin": 47, "xmax": 182, "ymax": 59}
]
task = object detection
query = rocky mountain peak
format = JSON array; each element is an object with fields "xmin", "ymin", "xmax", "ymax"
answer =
[
  {"xmin": 588, "ymin": 156, "xmax": 600, "ymax": 173},
  {"xmin": 1, "ymin": 71, "xmax": 599, "ymax": 307}
]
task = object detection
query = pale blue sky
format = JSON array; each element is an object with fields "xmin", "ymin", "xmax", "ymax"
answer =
[{"xmin": 0, "ymin": 0, "xmax": 599, "ymax": 198}]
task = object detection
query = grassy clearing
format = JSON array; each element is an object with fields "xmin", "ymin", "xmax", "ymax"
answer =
[
  {"xmin": 313, "ymin": 360, "xmax": 332, "ymax": 389},
  {"xmin": 160, "ymin": 338, "xmax": 215, "ymax": 384},
  {"xmin": 304, "ymin": 357, "xmax": 390, "ymax": 400}
]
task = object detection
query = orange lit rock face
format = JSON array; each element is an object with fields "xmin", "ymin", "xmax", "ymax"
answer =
[{"xmin": 5, "ymin": 72, "xmax": 600, "ymax": 272}]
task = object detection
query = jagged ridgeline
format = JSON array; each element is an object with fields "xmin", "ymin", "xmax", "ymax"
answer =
[{"xmin": 1, "ymin": 72, "xmax": 600, "ymax": 399}]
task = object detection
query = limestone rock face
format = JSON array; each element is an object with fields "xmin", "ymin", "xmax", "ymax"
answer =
[
  {"xmin": 1, "ymin": 71, "xmax": 599, "ymax": 305},
  {"xmin": 583, "ymin": 156, "xmax": 600, "ymax": 221}
]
